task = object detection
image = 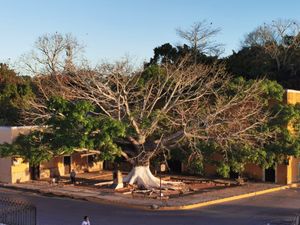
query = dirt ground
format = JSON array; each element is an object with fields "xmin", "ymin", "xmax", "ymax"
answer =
[{"xmin": 52, "ymin": 171, "xmax": 240, "ymax": 200}]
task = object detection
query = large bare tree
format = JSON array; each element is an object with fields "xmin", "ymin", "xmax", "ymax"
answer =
[
  {"xmin": 20, "ymin": 33, "xmax": 84, "ymax": 76},
  {"xmin": 24, "ymin": 57, "xmax": 271, "ymax": 189},
  {"xmin": 176, "ymin": 20, "xmax": 224, "ymax": 57}
]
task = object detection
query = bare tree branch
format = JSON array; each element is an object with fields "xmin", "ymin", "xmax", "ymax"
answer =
[{"xmin": 23, "ymin": 56, "xmax": 272, "ymax": 167}]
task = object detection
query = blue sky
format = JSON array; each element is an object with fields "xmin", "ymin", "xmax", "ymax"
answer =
[{"xmin": 1, "ymin": 0, "xmax": 300, "ymax": 66}]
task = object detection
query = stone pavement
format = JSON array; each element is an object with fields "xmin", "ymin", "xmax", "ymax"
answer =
[{"xmin": 0, "ymin": 181, "xmax": 283, "ymax": 210}]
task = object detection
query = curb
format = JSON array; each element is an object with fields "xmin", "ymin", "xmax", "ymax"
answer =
[
  {"xmin": 159, "ymin": 185, "xmax": 290, "ymax": 210},
  {"xmin": 0, "ymin": 183, "xmax": 295, "ymax": 211},
  {"xmin": 289, "ymin": 183, "xmax": 300, "ymax": 188}
]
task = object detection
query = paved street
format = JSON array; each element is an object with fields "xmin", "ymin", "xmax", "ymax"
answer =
[{"xmin": 0, "ymin": 187, "xmax": 299, "ymax": 225}]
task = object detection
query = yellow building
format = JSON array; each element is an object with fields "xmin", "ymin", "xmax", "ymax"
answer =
[
  {"xmin": 258, "ymin": 89, "xmax": 300, "ymax": 184},
  {"xmin": 203, "ymin": 89, "xmax": 300, "ymax": 184},
  {"xmin": 0, "ymin": 126, "xmax": 103, "ymax": 184},
  {"xmin": 0, "ymin": 126, "xmax": 34, "ymax": 183}
]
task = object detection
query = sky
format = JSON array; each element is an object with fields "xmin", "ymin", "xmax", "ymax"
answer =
[{"xmin": 1, "ymin": 0, "xmax": 300, "ymax": 66}]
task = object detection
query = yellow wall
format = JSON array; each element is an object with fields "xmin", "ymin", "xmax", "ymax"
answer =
[
  {"xmin": 40, "ymin": 156, "xmax": 65, "ymax": 179},
  {"xmin": 71, "ymin": 153, "xmax": 103, "ymax": 174},
  {"xmin": 88, "ymin": 161, "xmax": 103, "ymax": 172},
  {"xmin": 0, "ymin": 153, "xmax": 30, "ymax": 184},
  {"xmin": 72, "ymin": 153, "xmax": 88, "ymax": 173},
  {"xmin": 1, "ymin": 126, "xmax": 104, "ymax": 182},
  {"xmin": 57, "ymin": 157, "xmax": 65, "ymax": 176},
  {"xmin": 286, "ymin": 157, "xmax": 300, "ymax": 184},
  {"xmin": 0, "ymin": 127, "xmax": 35, "ymax": 183},
  {"xmin": 286, "ymin": 89, "xmax": 300, "ymax": 104},
  {"xmin": 39, "ymin": 154, "xmax": 103, "ymax": 179},
  {"xmin": 285, "ymin": 90, "xmax": 300, "ymax": 184},
  {"xmin": 292, "ymin": 157, "xmax": 300, "ymax": 183},
  {"xmin": 86, "ymin": 157, "xmax": 103, "ymax": 173},
  {"xmin": 11, "ymin": 158, "xmax": 30, "ymax": 183}
]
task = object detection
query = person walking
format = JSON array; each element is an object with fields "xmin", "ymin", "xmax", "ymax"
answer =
[
  {"xmin": 70, "ymin": 169, "xmax": 76, "ymax": 185},
  {"xmin": 81, "ymin": 216, "xmax": 91, "ymax": 225}
]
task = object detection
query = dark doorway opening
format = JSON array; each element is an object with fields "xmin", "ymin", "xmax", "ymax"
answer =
[
  {"xmin": 229, "ymin": 170, "xmax": 239, "ymax": 179},
  {"xmin": 167, "ymin": 160, "xmax": 182, "ymax": 173},
  {"xmin": 29, "ymin": 165, "xmax": 40, "ymax": 180},
  {"xmin": 265, "ymin": 167, "xmax": 275, "ymax": 182},
  {"xmin": 88, "ymin": 155, "xmax": 95, "ymax": 167},
  {"xmin": 63, "ymin": 156, "xmax": 71, "ymax": 174}
]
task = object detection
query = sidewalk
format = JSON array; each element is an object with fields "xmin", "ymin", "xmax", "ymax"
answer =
[{"xmin": 0, "ymin": 180, "xmax": 291, "ymax": 210}]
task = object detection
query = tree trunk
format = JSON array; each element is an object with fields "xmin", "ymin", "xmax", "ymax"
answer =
[
  {"xmin": 123, "ymin": 165, "xmax": 184, "ymax": 190},
  {"xmin": 123, "ymin": 137, "xmax": 185, "ymax": 190},
  {"xmin": 123, "ymin": 165, "xmax": 161, "ymax": 189}
]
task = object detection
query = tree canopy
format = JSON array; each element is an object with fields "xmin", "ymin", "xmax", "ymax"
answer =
[
  {"xmin": 1, "ymin": 20, "xmax": 300, "ymax": 184},
  {"xmin": 0, "ymin": 97, "xmax": 126, "ymax": 166},
  {"xmin": 227, "ymin": 19, "xmax": 300, "ymax": 89},
  {"xmin": 147, "ymin": 43, "xmax": 218, "ymax": 67},
  {"xmin": 17, "ymin": 57, "xmax": 274, "ymax": 181},
  {"xmin": 0, "ymin": 63, "xmax": 34, "ymax": 126}
]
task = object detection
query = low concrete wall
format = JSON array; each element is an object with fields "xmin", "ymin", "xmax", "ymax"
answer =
[
  {"xmin": 244, "ymin": 164, "xmax": 263, "ymax": 181},
  {"xmin": 0, "ymin": 127, "xmax": 13, "ymax": 144},
  {"xmin": 0, "ymin": 126, "xmax": 38, "ymax": 144},
  {"xmin": 276, "ymin": 164, "xmax": 288, "ymax": 184},
  {"xmin": 0, "ymin": 157, "xmax": 12, "ymax": 183}
]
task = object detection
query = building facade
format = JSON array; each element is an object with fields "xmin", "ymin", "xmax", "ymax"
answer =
[
  {"xmin": 203, "ymin": 89, "xmax": 300, "ymax": 184},
  {"xmin": 0, "ymin": 126, "xmax": 102, "ymax": 183}
]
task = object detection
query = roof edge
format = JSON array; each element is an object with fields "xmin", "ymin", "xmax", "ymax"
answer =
[
  {"xmin": 286, "ymin": 89, "xmax": 300, "ymax": 94},
  {"xmin": 0, "ymin": 126, "xmax": 39, "ymax": 129}
]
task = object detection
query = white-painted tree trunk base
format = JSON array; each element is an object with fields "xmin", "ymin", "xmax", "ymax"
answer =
[{"xmin": 123, "ymin": 165, "xmax": 184, "ymax": 190}]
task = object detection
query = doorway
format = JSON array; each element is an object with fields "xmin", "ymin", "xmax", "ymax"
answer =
[
  {"xmin": 29, "ymin": 165, "xmax": 40, "ymax": 180},
  {"xmin": 264, "ymin": 167, "xmax": 276, "ymax": 182},
  {"xmin": 63, "ymin": 156, "xmax": 71, "ymax": 175},
  {"xmin": 229, "ymin": 170, "xmax": 239, "ymax": 179},
  {"xmin": 167, "ymin": 160, "xmax": 182, "ymax": 173},
  {"xmin": 88, "ymin": 155, "xmax": 95, "ymax": 167}
]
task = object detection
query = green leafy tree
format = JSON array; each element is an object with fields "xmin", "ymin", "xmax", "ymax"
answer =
[
  {"xmin": 22, "ymin": 58, "xmax": 273, "ymax": 189},
  {"xmin": 147, "ymin": 43, "xmax": 217, "ymax": 67},
  {"xmin": 0, "ymin": 97, "xmax": 126, "ymax": 167},
  {"xmin": 0, "ymin": 63, "xmax": 34, "ymax": 125},
  {"xmin": 226, "ymin": 46, "xmax": 274, "ymax": 80},
  {"xmin": 227, "ymin": 19, "xmax": 300, "ymax": 89},
  {"xmin": 0, "ymin": 131, "xmax": 52, "ymax": 166},
  {"xmin": 203, "ymin": 78, "xmax": 300, "ymax": 178}
]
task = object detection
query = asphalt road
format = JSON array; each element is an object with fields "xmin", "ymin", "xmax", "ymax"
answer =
[{"xmin": 0, "ymin": 187, "xmax": 299, "ymax": 225}]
